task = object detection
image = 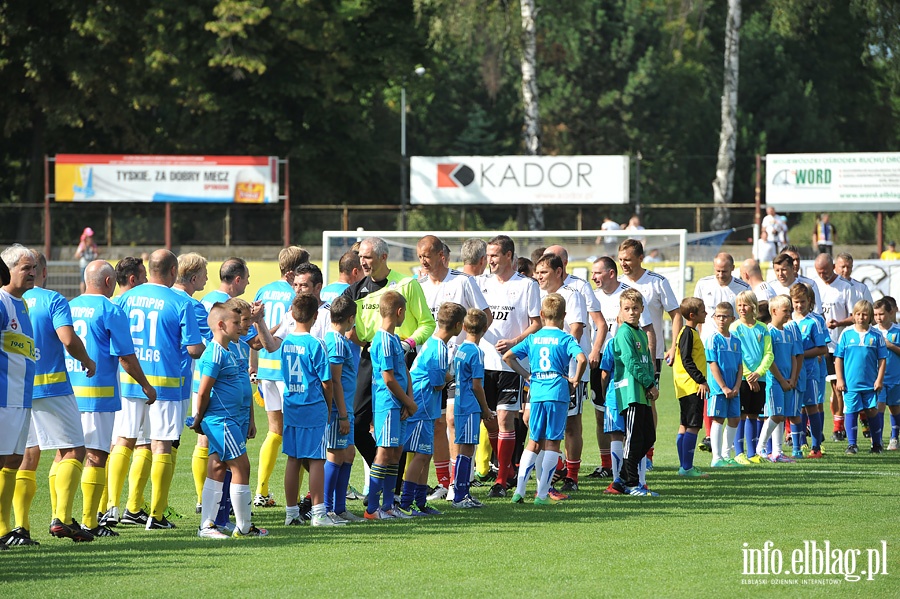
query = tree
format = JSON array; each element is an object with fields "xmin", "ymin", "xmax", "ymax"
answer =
[{"xmin": 711, "ymin": 0, "xmax": 740, "ymax": 230}]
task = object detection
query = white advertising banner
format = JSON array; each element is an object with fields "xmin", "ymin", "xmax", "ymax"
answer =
[
  {"xmin": 410, "ymin": 155, "xmax": 630, "ymax": 205},
  {"xmin": 54, "ymin": 154, "xmax": 279, "ymax": 203},
  {"xmin": 766, "ymin": 152, "xmax": 900, "ymax": 211}
]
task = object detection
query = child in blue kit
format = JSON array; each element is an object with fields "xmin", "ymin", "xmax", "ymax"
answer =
[
  {"xmin": 450, "ymin": 309, "xmax": 495, "ymax": 509},
  {"xmin": 280, "ymin": 293, "xmax": 335, "ymax": 527},
  {"xmin": 705, "ymin": 302, "xmax": 744, "ymax": 467},
  {"xmin": 790, "ymin": 284, "xmax": 828, "ymax": 458},
  {"xmin": 365, "ymin": 291, "xmax": 419, "ymax": 520},
  {"xmin": 399, "ymin": 302, "xmax": 465, "ymax": 516},
  {"xmin": 873, "ymin": 297, "xmax": 900, "ymax": 451},
  {"xmin": 836, "ymin": 299, "xmax": 887, "ymax": 454},
  {"xmin": 505, "ymin": 294, "xmax": 586, "ymax": 505}
]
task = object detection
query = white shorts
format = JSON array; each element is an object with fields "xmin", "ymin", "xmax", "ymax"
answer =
[
  {"xmin": 259, "ymin": 380, "xmax": 284, "ymax": 412},
  {"xmin": 114, "ymin": 396, "xmax": 150, "ymax": 440},
  {"xmin": 149, "ymin": 400, "xmax": 185, "ymax": 441},
  {"xmin": 81, "ymin": 412, "xmax": 116, "ymax": 452},
  {"xmin": 0, "ymin": 407, "xmax": 31, "ymax": 455},
  {"xmin": 116, "ymin": 397, "xmax": 184, "ymax": 441},
  {"xmin": 28, "ymin": 394, "xmax": 85, "ymax": 450},
  {"xmin": 567, "ymin": 382, "xmax": 587, "ymax": 417}
]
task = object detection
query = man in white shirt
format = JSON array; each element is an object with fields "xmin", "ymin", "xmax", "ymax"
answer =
[
  {"xmin": 770, "ymin": 252, "xmax": 822, "ymax": 313},
  {"xmin": 834, "ymin": 252, "xmax": 873, "ymax": 305},
  {"xmin": 739, "ymin": 259, "xmax": 776, "ymax": 302},
  {"xmin": 692, "ymin": 253, "xmax": 750, "ymax": 341}
]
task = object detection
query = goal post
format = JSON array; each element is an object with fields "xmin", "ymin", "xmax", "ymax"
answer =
[{"xmin": 321, "ymin": 228, "xmax": 688, "ymax": 298}]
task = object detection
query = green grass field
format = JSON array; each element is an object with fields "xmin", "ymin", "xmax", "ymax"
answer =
[{"xmin": 2, "ymin": 367, "xmax": 898, "ymax": 597}]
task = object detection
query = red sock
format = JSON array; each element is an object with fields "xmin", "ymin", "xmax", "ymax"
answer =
[
  {"xmin": 565, "ymin": 460, "xmax": 581, "ymax": 482},
  {"xmin": 488, "ymin": 430, "xmax": 499, "ymax": 458},
  {"xmin": 434, "ymin": 460, "xmax": 450, "ymax": 489},
  {"xmin": 833, "ymin": 415, "xmax": 843, "ymax": 433},
  {"xmin": 646, "ymin": 446, "xmax": 655, "ymax": 460},
  {"xmin": 704, "ymin": 413, "xmax": 713, "ymax": 438},
  {"xmin": 600, "ymin": 449, "xmax": 611, "ymax": 470},
  {"xmin": 495, "ymin": 432, "xmax": 516, "ymax": 484},
  {"xmin": 556, "ymin": 456, "xmax": 565, "ymax": 471}
]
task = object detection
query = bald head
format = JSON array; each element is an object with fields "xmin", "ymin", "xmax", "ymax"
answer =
[
  {"xmin": 84, "ymin": 260, "xmax": 117, "ymax": 297},
  {"xmin": 814, "ymin": 253, "xmax": 833, "ymax": 269},
  {"xmin": 148, "ymin": 249, "xmax": 178, "ymax": 286},
  {"xmin": 814, "ymin": 252, "xmax": 837, "ymax": 284},
  {"xmin": 416, "ymin": 235, "xmax": 442, "ymax": 255},
  {"xmin": 545, "ymin": 245, "xmax": 568, "ymax": 267},
  {"xmin": 740, "ymin": 258, "xmax": 763, "ymax": 282}
]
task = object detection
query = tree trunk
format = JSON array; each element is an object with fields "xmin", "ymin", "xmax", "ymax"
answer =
[
  {"xmin": 519, "ymin": 0, "xmax": 544, "ymax": 231},
  {"xmin": 711, "ymin": 0, "xmax": 740, "ymax": 231}
]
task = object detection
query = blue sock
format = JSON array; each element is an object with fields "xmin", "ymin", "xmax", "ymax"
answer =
[
  {"xmin": 872, "ymin": 412, "xmax": 884, "ymax": 446},
  {"xmin": 846, "ymin": 413, "xmax": 859, "ymax": 446},
  {"xmin": 324, "ymin": 461, "xmax": 340, "ymax": 513},
  {"xmin": 454, "ymin": 454, "xmax": 472, "ymax": 499},
  {"xmin": 755, "ymin": 418, "xmax": 764, "ymax": 439},
  {"xmin": 683, "ymin": 432, "xmax": 697, "ymax": 470},
  {"xmin": 676, "ymin": 433, "xmax": 684, "ymax": 470},
  {"xmin": 745, "ymin": 419, "xmax": 757, "ymax": 457},
  {"xmin": 415, "ymin": 483, "xmax": 429, "ymax": 510},
  {"xmin": 811, "ymin": 412, "xmax": 823, "ymax": 450},
  {"xmin": 335, "ymin": 462, "xmax": 352, "ymax": 514},
  {"xmin": 366, "ymin": 464, "xmax": 387, "ymax": 514},
  {"xmin": 791, "ymin": 429, "xmax": 802, "ymax": 453},
  {"xmin": 381, "ymin": 464, "xmax": 398, "ymax": 510},
  {"xmin": 735, "ymin": 419, "xmax": 745, "ymax": 455},
  {"xmin": 891, "ymin": 413, "xmax": 899, "ymax": 440},
  {"xmin": 400, "ymin": 480, "xmax": 416, "ymax": 510},
  {"xmin": 215, "ymin": 470, "xmax": 232, "ymax": 526}
]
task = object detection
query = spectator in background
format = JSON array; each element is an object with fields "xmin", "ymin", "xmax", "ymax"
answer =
[
  {"xmin": 812, "ymin": 213, "xmax": 836, "ymax": 256},
  {"xmin": 761, "ymin": 206, "xmax": 787, "ymax": 253},
  {"xmin": 753, "ymin": 228, "xmax": 777, "ymax": 264},
  {"xmin": 644, "ymin": 249, "xmax": 663, "ymax": 263},
  {"xmin": 623, "ymin": 215, "xmax": 646, "ymax": 245},
  {"xmin": 596, "ymin": 217, "xmax": 622, "ymax": 255},
  {"xmin": 74, "ymin": 227, "xmax": 99, "ymax": 294},
  {"xmin": 880, "ymin": 241, "xmax": 900, "ymax": 261}
]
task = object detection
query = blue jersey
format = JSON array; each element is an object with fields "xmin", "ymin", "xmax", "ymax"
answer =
[
  {"xmin": 230, "ymin": 338, "xmax": 253, "ymax": 411},
  {"xmin": 281, "ymin": 332, "xmax": 330, "ymax": 427},
  {"xmin": 68, "ymin": 294, "xmax": 134, "ymax": 412},
  {"xmin": 794, "ymin": 313, "xmax": 828, "ymax": 379},
  {"xmin": 320, "ymin": 282, "xmax": 349, "ymax": 304},
  {"xmin": 809, "ymin": 312, "xmax": 828, "ymax": 380},
  {"xmin": 119, "ymin": 283, "xmax": 202, "ymax": 401},
  {"xmin": 409, "ymin": 335, "xmax": 449, "ymax": 421},
  {"xmin": 173, "ymin": 287, "xmax": 211, "ymax": 401},
  {"xmin": 454, "ymin": 341, "xmax": 485, "ymax": 415},
  {"xmin": 511, "ymin": 327, "xmax": 583, "ymax": 404},
  {"xmin": 835, "ymin": 327, "xmax": 888, "ymax": 393},
  {"xmin": 599, "ymin": 343, "xmax": 617, "ymax": 404},
  {"xmin": 729, "ymin": 321, "xmax": 771, "ymax": 377},
  {"xmin": 875, "ymin": 325, "xmax": 900, "ymax": 386},
  {"xmin": 197, "ymin": 341, "xmax": 243, "ymax": 418},
  {"xmin": 254, "ymin": 280, "xmax": 294, "ymax": 382},
  {"xmin": 767, "ymin": 324, "xmax": 802, "ymax": 388},
  {"xmin": 24, "ymin": 287, "xmax": 74, "ymax": 398},
  {"xmin": 370, "ymin": 329, "xmax": 408, "ymax": 412},
  {"xmin": 325, "ymin": 330, "xmax": 357, "ymax": 415},
  {"xmin": 0, "ymin": 290, "xmax": 36, "ymax": 408},
  {"xmin": 705, "ymin": 331, "xmax": 742, "ymax": 396},
  {"xmin": 200, "ymin": 289, "xmax": 231, "ymax": 313}
]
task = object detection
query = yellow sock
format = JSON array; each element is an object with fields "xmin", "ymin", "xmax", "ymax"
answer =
[
  {"xmin": 54, "ymin": 459, "xmax": 84, "ymax": 523},
  {"xmin": 256, "ymin": 432, "xmax": 282, "ymax": 496},
  {"xmin": 13, "ymin": 469, "xmax": 37, "ymax": 531},
  {"xmin": 107, "ymin": 445, "xmax": 133, "ymax": 510},
  {"xmin": 81, "ymin": 466, "xmax": 106, "ymax": 529},
  {"xmin": 48, "ymin": 460, "xmax": 59, "ymax": 520},
  {"xmin": 170, "ymin": 445, "xmax": 178, "ymax": 465},
  {"xmin": 475, "ymin": 423, "xmax": 491, "ymax": 477},
  {"xmin": 126, "ymin": 448, "xmax": 152, "ymax": 513},
  {"xmin": 192, "ymin": 445, "xmax": 209, "ymax": 504},
  {"xmin": 0, "ymin": 468, "xmax": 17, "ymax": 536},
  {"xmin": 149, "ymin": 453, "xmax": 174, "ymax": 519},
  {"xmin": 99, "ymin": 482, "xmax": 108, "ymax": 517}
]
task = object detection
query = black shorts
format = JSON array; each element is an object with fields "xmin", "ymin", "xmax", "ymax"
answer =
[
  {"xmin": 826, "ymin": 353, "xmax": 836, "ymax": 377},
  {"xmin": 739, "ymin": 380, "xmax": 766, "ymax": 415},
  {"xmin": 440, "ymin": 385, "xmax": 450, "ymax": 412},
  {"xmin": 678, "ymin": 393, "xmax": 704, "ymax": 429},
  {"xmin": 654, "ymin": 358, "xmax": 662, "ymax": 386},
  {"xmin": 589, "ymin": 366, "xmax": 605, "ymax": 410},
  {"xmin": 484, "ymin": 370, "xmax": 523, "ymax": 411}
]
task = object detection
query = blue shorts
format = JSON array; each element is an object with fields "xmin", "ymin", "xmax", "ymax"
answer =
[
  {"xmin": 707, "ymin": 394, "xmax": 740, "ymax": 419},
  {"xmin": 324, "ymin": 413, "xmax": 354, "ymax": 450},
  {"xmin": 878, "ymin": 384, "xmax": 900, "ymax": 407},
  {"xmin": 201, "ymin": 415, "xmax": 247, "ymax": 462},
  {"xmin": 529, "ymin": 401, "xmax": 567, "ymax": 442},
  {"xmin": 283, "ymin": 424, "xmax": 326, "ymax": 460},
  {"xmin": 766, "ymin": 384, "xmax": 790, "ymax": 417},
  {"xmin": 801, "ymin": 375, "xmax": 821, "ymax": 407},
  {"xmin": 844, "ymin": 389, "xmax": 877, "ymax": 414},
  {"xmin": 454, "ymin": 412, "xmax": 481, "ymax": 445},
  {"xmin": 604, "ymin": 396, "xmax": 624, "ymax": 434},
  {"xmin": 404, "ymin": 419, "xmax": 434, "ymax": 455},
  {"xmin": 374, "ymin": 409, "xmax": 406, "ymax": 448}
]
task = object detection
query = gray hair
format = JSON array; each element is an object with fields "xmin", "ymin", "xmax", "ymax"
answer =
[
  {"xmin": 85, "ymin": 261, "xmax": 116, "ymax": 287},
  {"xmin": 460, "ymin": 238, "xmax": 487, "ymax": 266},
  {"xmin": 362, "ymin": 237, "xmax": 389, "ymax": 259},
  {"xmin": 836, "ymin": 252, "xmax": 854, "ymax": 264},
  {"xmin": 2, "ymin": 244, "xmax": 33, "ymax": 269}
]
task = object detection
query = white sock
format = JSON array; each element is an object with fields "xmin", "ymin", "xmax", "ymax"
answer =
[
  {"xmin": 536, "ymin": 451, "xmax": 559, "ymax": 499},
  {"xmin": 286, "ymin": 504, "xmax": 300, "ymax": 519},
  {"xmin": 756, "ymin": 418, "xmax": 775, "ymax": 456},
  {"xmin": 710, "ymin": 421, "xmax": 723, "ymax": 461},
  {"xmin": 610, "ymin": 440, "xmax": 624, "ymax": 480},
  {"xmin": 773, "ymin": 422, "xmax": 785, "ymax": 457},
  {"xmin": 638, "ymin": 457, "xmax": 647, "ymax": 487},
  {"xmin": 200, "ymin": 478, "xmax": 223, "ymax": 528},
  {"xmin": 534, "ymin": 450, "xmax": 545, "ymax": 486},
  {"xmin": 231, "ymin": 483, "xmax": 252, "ymax": 534},
  {"xmin": 311, "ymin": 503, "xmax": 326, "ymax": 517},
  {"xmin": 724, "ymin": 425, "xmax": 737, "ymax": 460},
  {"xmin": 516, "ymin": 449, "xmax": 539, "ymax": 497},
  {"xmin": 362, "ymin": 461, "xmax": 371, "ymax": 494}
]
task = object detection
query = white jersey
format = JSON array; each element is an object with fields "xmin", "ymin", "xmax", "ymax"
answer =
[
  {"xmin": 419, "ymin": 269, "xmax": 489, "ymax": 348},
  {"xmin": 620, "ymin": 269, "xmax": 679, "ymax": 360},
  {"xmin": 751, "ymin": 281, "xmax": 777, "ymax": 301},
  {"xmin": 477, "ymin": 272, "xmax": 541, "ymax": 372},
  {"xmin": 310, "ymin": 303, "xmax": 332, "ymax": 340},
  {"xmin": 693, "ymin": 275, "xmax": 751, "ymax": 341},
  {"xmin": 541, "ymin": 285, "xmax": 589, "ymax": 381},
  {"xmin": 814, "ymin": 275, "xmax": 854, "ymax": 351},
  {"xmin": 593, "ymin": 282, "xmax": 650, "ymax": 351},
  {"xmin": 841, "ymin": 276, "xmax": 873, "ymax": 305},
  {"xmin": 770, "ymin": 274, "xmax": 822, "ymax": 314}
]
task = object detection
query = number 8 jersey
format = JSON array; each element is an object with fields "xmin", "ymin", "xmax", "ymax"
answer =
[{"xmin": 119, "ymin": 282, "xmax": 202, "ymax": 401}]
